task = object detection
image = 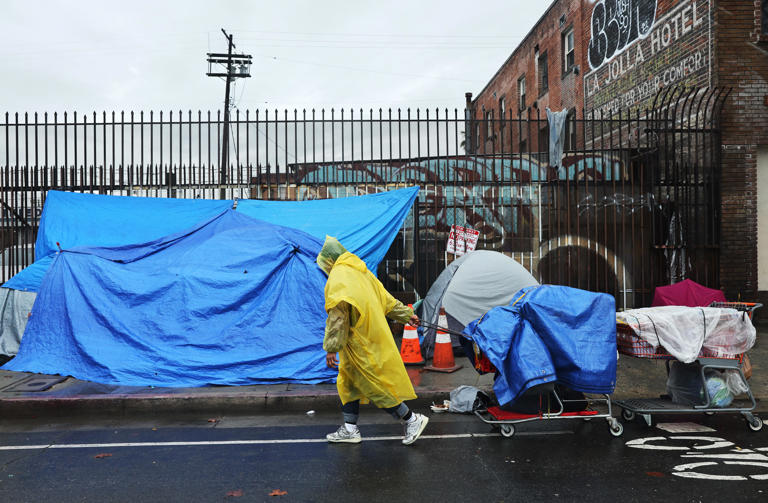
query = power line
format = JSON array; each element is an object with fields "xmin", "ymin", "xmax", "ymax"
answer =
[
  {"xmin": 252, "ymin": 54, "xmax": 483, "ymax": 84},
  {"xmin": 230, "ymin": 28, "xmax": 522, "ymax": 40},
  {"xmin": 206, "ymin": 29, "xmax": 252, "ymax": 199}
]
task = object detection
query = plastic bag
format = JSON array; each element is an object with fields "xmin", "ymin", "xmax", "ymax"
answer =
[
  {"xmin": 667, "ymin": 361, "xmax": 705, "ymax": 406},
  {"xmin": 724, "ymin": 369, "xmax": 749, "ymax": 396},
  {"xmin": 704, "ymin": 372, "xmax": 733, "ymax": 407},
  {"xmin": 702, "ymin": 309, "xmax": 757, "ymax": 357},
  {"xmin": 448, "ymin": 385, "xmax": 489, "ymax": 413}
]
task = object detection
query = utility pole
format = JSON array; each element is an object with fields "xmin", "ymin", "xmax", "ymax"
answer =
[{"xmin": 206, "ymin": 29, "xmax": 252, "ymax": 199}]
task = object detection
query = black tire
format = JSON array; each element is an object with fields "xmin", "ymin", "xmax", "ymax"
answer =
[{"xmin": 621, "ymin": 409, "xmax": 636, "ymax": 422}]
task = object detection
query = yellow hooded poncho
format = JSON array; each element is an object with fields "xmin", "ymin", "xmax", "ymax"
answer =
[{"xmin": 317, "ymin": 237, "xmax": 416, "ymax": 408}]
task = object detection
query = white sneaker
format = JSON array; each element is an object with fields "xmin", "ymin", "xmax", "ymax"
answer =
[
  {"xmin": 326, "ymin": 424, "xmax": 362, "ymax": 444},
  {"xmin": 402, "ymin": 413, "xmax": 429, "ymax": 445}
]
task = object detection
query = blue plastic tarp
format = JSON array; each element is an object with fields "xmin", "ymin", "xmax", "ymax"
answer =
[
  {"xmin": 237, "ymin": 188, "xmax": 418, "ymax": 272},
  {"xmin": 3, "ymin": 187, "xmax": 419, "ymax": 292},
  {"xmin": 3, "ymin": 210, "xmax": 336, "ymax": 387},
  {"xmin": 463, "ymin": 285, "xmax": 617, "ymax": 407},
  {"xmin": 4, "ymin": 192, "xmax": 232, "ymax": 292}
]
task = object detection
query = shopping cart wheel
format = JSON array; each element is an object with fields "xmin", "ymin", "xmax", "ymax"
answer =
[
  {"xmin": 621, "ymin": 409, "xmax": 635, "ymax": 422},
  {"xmin": 609, "ymin": 419, "xmax": 624, "ymax": 437},
  {"xmin": 500, "ymin": 424, "xmax": 515, "ymax": 438},
  {"xmin": 747, "ymin": 416, "xmax": 763, "ymax": 432}
]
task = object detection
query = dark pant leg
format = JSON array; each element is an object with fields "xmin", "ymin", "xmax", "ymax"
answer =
[
  {"xmin": 341, "ymin": 400, "xmax": 360, "ymax": 424},
  {"xmin": 383, "ymin": 402, "xmax": 412, "ymax": 421}
]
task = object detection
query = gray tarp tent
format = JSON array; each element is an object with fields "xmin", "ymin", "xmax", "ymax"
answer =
[
  {"xmin": 417, "ymin": 250, "xmax": 539, "ymax": 359},
  {"xmin": 0, "ymin": 288, "xmax": 36, "ymax": 359}
]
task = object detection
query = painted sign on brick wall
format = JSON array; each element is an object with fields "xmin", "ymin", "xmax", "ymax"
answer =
[{"xmin": 584, "ymin": 0, "xmax": 713, "ymax": 115}]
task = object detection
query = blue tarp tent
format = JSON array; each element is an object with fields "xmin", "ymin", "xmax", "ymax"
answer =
[
  {"xmin": 463, "ymin": 285, "xmax": 617, "ymax": 407},
  {"xmin": 6, "ymin": 211, "xmax": 333, "ymax": 386},
  {"xmin": 2, "ymin": 188, "xmax": 419, "ymax": 386},
  {"xmin": 4, "ymin": 187, "xmax": 419, "ymax": 292},
  {"xmin": 4, "ymin": 192, "xmax": 233, "ymax": 292}
]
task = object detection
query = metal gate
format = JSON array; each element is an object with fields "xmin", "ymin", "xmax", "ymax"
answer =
[{"xmin": 0, "ymin": 87, "xmax": 726, "ymax": 308}]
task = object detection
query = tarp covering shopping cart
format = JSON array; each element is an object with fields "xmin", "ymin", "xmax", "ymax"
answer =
[
  {"xmin": 616, "ymin": 305, "xmax": 756, "ymax": 363},
  {"xmin": 463, "ymin": 285, "xmax": 617, "ymax": 408}
]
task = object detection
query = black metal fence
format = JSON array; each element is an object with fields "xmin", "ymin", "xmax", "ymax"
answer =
[{"xmin": 0, "ymin": 87, "xmax": 727, "ymax": 309}]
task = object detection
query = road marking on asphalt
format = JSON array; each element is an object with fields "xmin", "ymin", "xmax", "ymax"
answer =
[
  {"xmin": 0, "ymin": 430, "xmax": 572, "ymax": 451},
  {"xmin": 672, "ymin": 462, "xmax": 747, "ymax": 481},
  {"xmin": 672, "ymin": 461, "xmax": 768, "ymax": 481},
  {"xmin": 681, "ymin": 450, "xmax": 768, "ymax": 462},
  {"xmin": 626, "ymin": 436, "xmax": 734, "ymax": 451}
]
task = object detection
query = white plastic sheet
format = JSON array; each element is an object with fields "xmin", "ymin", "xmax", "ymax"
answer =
[
  {"xmin": 0, "ymin": 288, "xmax": 36, "ymax": 357},
  {"xmin": 616, "ymin": 306, "xmax": 756, "ymax": 363}
]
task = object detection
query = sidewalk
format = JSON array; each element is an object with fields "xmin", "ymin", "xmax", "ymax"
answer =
[
  {"xmin": 0, "ymin": 364, "xmax": 496, "ymax": 419},
  {"xmin": 1, "ymin": 328, "xmax": 765, "ymax": 419}
]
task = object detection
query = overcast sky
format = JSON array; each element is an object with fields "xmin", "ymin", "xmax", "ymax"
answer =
[{"xmin": 1, "ymin": 1, "xmax": 550, "ymax": 114}]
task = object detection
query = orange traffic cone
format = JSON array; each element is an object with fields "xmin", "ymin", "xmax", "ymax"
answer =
[
  {"xmin": 400, "ymin": 304, "xmax": 425, "ymax": 365},
  {"xmin": 425, "ymin": 308, "xmax": 462, "ymax": 373}
]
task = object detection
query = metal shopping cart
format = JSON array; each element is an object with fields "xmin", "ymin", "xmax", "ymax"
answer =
[
  {"xmin": 421, "ymin": 316, "xmax": 624, "ymax": 439},
  {"xmin": 473, "ymin": 385, "xmax": 622, "ymax": 438},
  {"xmin": 614, "ymin": 302, "xmax": 763, "ymax": 431}
]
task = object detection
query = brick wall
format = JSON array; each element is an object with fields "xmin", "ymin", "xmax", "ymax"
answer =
[
  {"xmin": 471, "ymin": 0, "xmax": 767, "ymax": 300},
  {"xmin": 473, "ymin": 1, "xmax": 716, "ymax": 122},
  {"xmin": 715, "ymin": 0, "xmax": 768, "ymax": 299},
  {"xmin": 584, "ymin": 0, "xmax": 714, "ymax": 115},
  {"xmin": 471, "ymin": 0, "xmax": 583, "ymax": 152}
]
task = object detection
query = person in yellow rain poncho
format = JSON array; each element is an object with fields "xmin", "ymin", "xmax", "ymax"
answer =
[{"xmin": 317, "ymin": 236, "xmax": 429, "ymax": 446}]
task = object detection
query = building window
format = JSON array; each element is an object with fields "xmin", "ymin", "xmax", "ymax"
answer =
[
  {"xmin": 562, "ymin": 28, "xmax": 575, "ymax": 73},
  {"xmin": 499, "ymin": 96, "xmax": 506, "ymax": 130},
  {"xmin": 763, "ymin": 0, "xmax": 768, "ymax": 35},
  {"xmin": 538, "ymin": 51, "xmax": 548, "ymax": 93},
  {"xmin": 518, "ymin": 75, "xmax": 526, "ymax": 111},
  {"xmin": 485, "ymin": 110, "xmax": 493, "ymax": 139}
]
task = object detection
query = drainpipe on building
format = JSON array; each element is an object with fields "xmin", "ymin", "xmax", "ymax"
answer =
[{"xmin": 464, "ymin": 92, "xmax": 473, "ymax": 154}]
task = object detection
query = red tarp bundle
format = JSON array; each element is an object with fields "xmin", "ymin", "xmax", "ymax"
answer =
[{"xmin": 651, "ymin": 279, "xmax": 726, "ymax": 307}]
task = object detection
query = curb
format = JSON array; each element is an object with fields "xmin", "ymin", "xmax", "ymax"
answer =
[
  {"xmin": 1, "ymin": 388, "xmax": 763, "ymax": 420},
  {"xmin": 0, "ymin": 387, "xmax": 481, "ymax": 419}
]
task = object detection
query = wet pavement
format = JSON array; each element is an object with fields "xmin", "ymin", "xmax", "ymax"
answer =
[
  {"xmin": 0, "ymin": 326, "xmax": 766, "ymax": 420},
  {"xmin": 1, "ymin": 404, "xmax": 767, "ymax": 502}
]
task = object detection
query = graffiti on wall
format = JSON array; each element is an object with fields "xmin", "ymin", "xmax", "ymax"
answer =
[
  {"xmin": 588, "ymin": 0, "xmax": 658, "ymax": 71},
  {"xmin": 290, "ymin": 154, "xmax": 629, "ymax": 252},
  {"xmin": 289, "ymin": 154, "xmax": 639, "ymax": 300},
  {"xmin": 584, "ymin": 0, "xmax": 712, "ymax": 115}
]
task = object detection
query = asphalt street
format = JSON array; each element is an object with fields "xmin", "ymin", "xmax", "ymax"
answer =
[{"xmin": 1, "ymin": 405, "xmax": 767, "ymax": 502}]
